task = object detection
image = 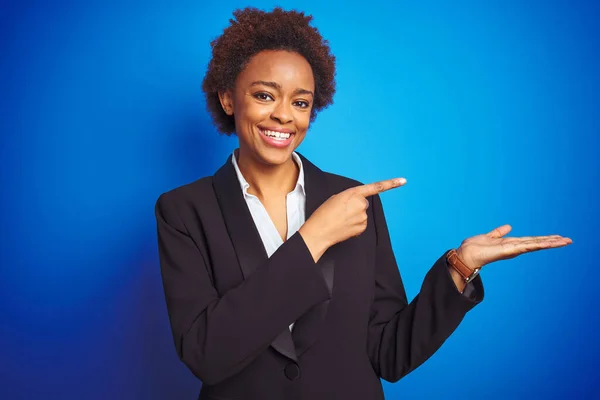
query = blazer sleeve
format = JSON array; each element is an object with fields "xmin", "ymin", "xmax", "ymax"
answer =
[
  {"xmin": 366, "ymin": 194, "xmax": 484, "ymax": 383},
  {"xmin": 155, "ymin": 192, "xmax": 331, "ymax": 385}
]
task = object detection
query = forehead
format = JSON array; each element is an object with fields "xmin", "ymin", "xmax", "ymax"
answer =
[{"xmin": 236, "ymin": 50, "xmax": 315, "ymax": 90}]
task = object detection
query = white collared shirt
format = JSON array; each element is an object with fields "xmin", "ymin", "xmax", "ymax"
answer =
[{"xmin": 231, "ymin": 151, "xmax": 306, "ymax": 331}]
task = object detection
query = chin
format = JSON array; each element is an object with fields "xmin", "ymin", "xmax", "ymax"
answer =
[{"xmin": 257, "ymin": 146, "xmax": 295, "ymax": 166}]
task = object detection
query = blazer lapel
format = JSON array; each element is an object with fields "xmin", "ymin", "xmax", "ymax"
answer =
[
  {"xmin": 212, "ymin": 155, "xmax": 297, "ymax": 362},
  {"xmin": 292, "ymin": 154, "xmax": 335, "ymax": 356}
]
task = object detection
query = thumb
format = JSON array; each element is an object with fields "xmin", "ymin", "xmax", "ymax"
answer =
[{"xmin": 486, "ymin": 224, "xmax": 512, "ymax": 238}]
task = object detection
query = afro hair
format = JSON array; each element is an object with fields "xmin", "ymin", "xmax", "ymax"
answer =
[{"xmin": 201, "ymin": 7, "xmax": 336, "ymax": 134}]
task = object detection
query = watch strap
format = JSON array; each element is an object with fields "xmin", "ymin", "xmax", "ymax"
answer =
[{"xmin": 446, "ymin": 249, "xmax": 480, "ymax": 283}]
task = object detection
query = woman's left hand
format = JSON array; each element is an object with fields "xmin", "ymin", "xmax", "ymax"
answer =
[{"xmin": 456, "ymin": 224, "xmax": 573, "ymax": 270}]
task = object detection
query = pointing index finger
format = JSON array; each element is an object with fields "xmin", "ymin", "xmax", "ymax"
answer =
[{"xmin": 355, "ymin": 178, "xmax": 407, "ymax": 197}]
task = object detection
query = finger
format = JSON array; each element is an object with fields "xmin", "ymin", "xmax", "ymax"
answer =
[
  {"xmin": 502, "ymin": 235, "xmax": 564, "ymax": 243},
  {"xmin": 505, "ymin": 236, "xmax": 572, "ymax": 246},
  {"xmin": 505, "ymin": 237, "xmax": 572, "ymax": 255},
  {"xmin": 365, "ymin": 198, "xmax": 370, "ymax": 210},
  {"xmin": 351, "ymin": 217, "xmax": 369, "ymax": 237},
  {"xmin": 487, "ymin": 224, "xmax": 512, "ymax": 238},
  {"xmin": 355, "ymin": 178, "xmax": 407, "ymax": 197}
]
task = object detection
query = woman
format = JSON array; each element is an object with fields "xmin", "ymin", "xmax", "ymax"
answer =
[{"xmin": 155, "ymin": 8, "xmax": 571, "ymax": 400}]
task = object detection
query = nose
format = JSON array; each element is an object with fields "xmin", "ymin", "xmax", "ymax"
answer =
[{"xmin": 270, "ymin": 100, "xmax": 293, "ymax": 125}]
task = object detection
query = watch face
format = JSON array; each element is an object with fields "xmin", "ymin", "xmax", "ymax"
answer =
[{"xmin": 465, "ymin": 269, "xmax": 480, "ymax": 283}]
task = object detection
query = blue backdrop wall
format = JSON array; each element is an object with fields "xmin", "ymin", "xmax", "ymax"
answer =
[{"xmin": 1, "ymin": 0, "xmax": 598, "ymax": 398}]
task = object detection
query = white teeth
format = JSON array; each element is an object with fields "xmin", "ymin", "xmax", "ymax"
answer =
[{"xmin": 262, "ymin": 129, "xmax": 291, "ymax": 140}]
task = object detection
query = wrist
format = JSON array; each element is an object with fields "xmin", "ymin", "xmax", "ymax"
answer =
[
  {"xmin": 447, "ymin": 248, "xmax": 480, "ymax": 284},
  {"xmin": 456, "ymin": 246, "xmax": 480, "ymax": 270},
  {"xmin": 298, "ymin": 224, "xmax": 330, "ymax": 262}
]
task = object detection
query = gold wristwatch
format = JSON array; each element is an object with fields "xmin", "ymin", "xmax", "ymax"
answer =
[{"xmin": 446, "ymin": 249, "xmax": 480, "ymax": 284}]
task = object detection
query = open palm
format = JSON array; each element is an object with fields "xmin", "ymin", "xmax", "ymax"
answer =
[{"xmin": 456, "ymin": 224, "xmax": 572, "ymax": 270}]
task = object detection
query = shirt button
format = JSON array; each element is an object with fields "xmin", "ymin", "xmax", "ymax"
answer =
[{"xmin": 284, "ymin": 363, "xmax": 300, "ymax": 381}]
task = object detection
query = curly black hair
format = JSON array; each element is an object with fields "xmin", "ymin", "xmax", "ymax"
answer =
[{"xmin": 201, "ymin": 7, "xmax": 336, "ymax": 135}]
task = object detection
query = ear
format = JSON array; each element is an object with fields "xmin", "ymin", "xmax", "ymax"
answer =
[{"xmin": 218, "ymin": 90, "xmax": 234, "ymax": 116}]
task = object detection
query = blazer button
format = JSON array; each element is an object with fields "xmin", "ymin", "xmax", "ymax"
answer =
[{"xmin": 284, "ymin": 363, "xmax": 300, "ymax": 381}]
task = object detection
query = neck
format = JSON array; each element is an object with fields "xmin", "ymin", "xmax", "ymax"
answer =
[{"xmin": 235, "ymin": 148, "xmax": 299, "ymax": 199}]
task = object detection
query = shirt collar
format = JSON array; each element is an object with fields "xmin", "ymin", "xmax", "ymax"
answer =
[{"xmin": 231, "ymin": 150, "xmax": 306, "ymax": 197}]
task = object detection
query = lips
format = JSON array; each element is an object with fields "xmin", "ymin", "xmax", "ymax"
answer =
[{"xmin": 258, "ymin": 126, "xmax": 295, "ymax": 148}]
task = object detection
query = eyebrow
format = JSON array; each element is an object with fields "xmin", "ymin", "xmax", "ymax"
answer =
[{"xmin": 250, "ymin": 80, "xmax": 314, "ymax": 97}]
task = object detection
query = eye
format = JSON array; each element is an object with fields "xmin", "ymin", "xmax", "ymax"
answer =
[
  {"xmin": 253, "ymin": 92, "xmax": 274, "ymax": 101},
  {"xmin": 293, "ymin": 100, "xmax": 310, "ymax": 109}
]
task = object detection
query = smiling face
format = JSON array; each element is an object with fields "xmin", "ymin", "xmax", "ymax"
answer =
[{"xmin": 219, "ymin": 50, "xmax": 315, "ymax": 167}]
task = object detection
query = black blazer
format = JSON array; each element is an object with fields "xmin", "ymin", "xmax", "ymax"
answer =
[{"xmin": 155, "ymin": 154, "xmax": 483, "ymax": 400}]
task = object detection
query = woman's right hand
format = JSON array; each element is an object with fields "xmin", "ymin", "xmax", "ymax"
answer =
[{"xmin": 298, "ymin": 177, "xmax": 407, "ymax": 262}]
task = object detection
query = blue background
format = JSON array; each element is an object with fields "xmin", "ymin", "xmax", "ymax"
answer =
[{"xmin": 1, "ymin": 0, "xmax": 598, "ymax": 398}]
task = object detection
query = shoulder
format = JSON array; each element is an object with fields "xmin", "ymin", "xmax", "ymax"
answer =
[
  {"xmin": 298, "ymin": 152, "xmax": 364, "ymax": 194},
  {"xmin": 322, "ymin": 170, "xmax": 364, "ymax": 193},
  {"xmin": 155, "ymin": 175, "xmax": 214, "ymax": 212}
]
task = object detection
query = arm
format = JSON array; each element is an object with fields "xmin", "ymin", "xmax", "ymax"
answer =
[
  {"xmin": 155, "ymin": 192, "xmax": 330, "ymax": 385},
  {"xmin": 366, "ymin": 194, "xmax": 484, "ymax": 382}
]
